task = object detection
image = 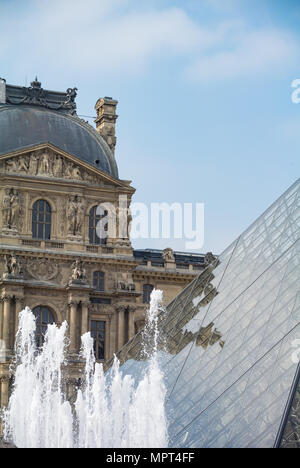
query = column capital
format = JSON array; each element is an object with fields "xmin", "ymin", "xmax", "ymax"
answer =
[
  {"xmin": 116, "ymin": 305, "xmax": 126, "ymax": 314},
  {"xmin": 68, "ymin": 301, "xmax": 79, "ymax": 308},
  {"xmin": 1, "ymin": 295, "xmax": 13, "ymax": 303}
]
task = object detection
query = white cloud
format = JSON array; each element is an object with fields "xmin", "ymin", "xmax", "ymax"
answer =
[
  {"xmin": 186, "ymin": 28, "xmax": 298, "ymax": 81},
  {"xmin": 0, "ymin": 0, "xmax": 298, "ymax": 81}
]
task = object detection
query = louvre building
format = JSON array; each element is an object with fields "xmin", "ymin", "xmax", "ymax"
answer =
[{"xmin": 114, "ymin": 179, "xmax": 300, "ymax": 448}]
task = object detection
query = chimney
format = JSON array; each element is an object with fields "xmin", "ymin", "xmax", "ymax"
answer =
[
  {"xmin": 94, "ymin": 97, "xmax": 118, "ymax": 154},
  {"xmin": 0, "ymin": 78, "xmax": 6, "ymax": 104}
]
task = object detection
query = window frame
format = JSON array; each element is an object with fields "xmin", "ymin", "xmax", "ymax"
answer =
[
  {"xmin": 93, "ymin": 271, "xmax": 105, "ymax": 292},
  {"xmin": 32, "ymin": 199, "xmax": 52, "ymax": 240},
  {"xmin": 90, "ymin": 319, "xmax": 106, "ymax": 361},
  {"xmin": 89, "ymin": 205, "xmax": 108, "ymax": 246},
  {"xmin": 32, "ymin": 305, "xmax": 55, "ymax": 348}
]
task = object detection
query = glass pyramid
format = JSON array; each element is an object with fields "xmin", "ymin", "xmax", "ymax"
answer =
[{"xmin": 113, "ymin": 179, "xmax": 300, "ymax": 448}]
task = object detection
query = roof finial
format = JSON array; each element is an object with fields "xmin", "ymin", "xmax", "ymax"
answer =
[{"xmin": 30, "ymin": 76, "xmax": 41, "ymax": 88}]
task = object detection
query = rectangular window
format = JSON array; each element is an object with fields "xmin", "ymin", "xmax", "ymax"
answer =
[
  {"xmin": 91, "ymin": 320, "xmax": 106, "ymax": 360},
  {"xmin": 143, "ymin": 284, "xmax": 154, "ymax": 304}
]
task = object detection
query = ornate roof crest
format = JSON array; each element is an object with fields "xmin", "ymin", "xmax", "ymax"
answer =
[{"xmin": 4, "ymin": 77, "xmax": 78, "ymax": 115}]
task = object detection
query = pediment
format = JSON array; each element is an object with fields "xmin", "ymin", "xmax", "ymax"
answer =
[{"xmin": 0, "ymin": 144, "xmax": 134, "ymax": 191}]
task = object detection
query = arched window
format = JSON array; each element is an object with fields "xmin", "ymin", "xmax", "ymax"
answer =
[
  {"xmin": 93, "ymin": 271, "xmax": 105, "ymax": 291},
  {"xmin": 32, "ymin": 306, "xmax": 55, "ymax": 348},
  {"xmin": 89, "ymin": 206, "xmax": 107, "ymax": 245},
  {"xmin": 143, "ymin": 284, "xmax": 154, "ymax": 304},
  {"xmin": 32, "ymin": 200, "xmax": 51, "ymax": 240}
]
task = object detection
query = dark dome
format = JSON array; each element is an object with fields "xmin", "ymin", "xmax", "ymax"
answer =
[{"xmin": 0, "ymin": 105, "xmax": 119, "ymax": 178}]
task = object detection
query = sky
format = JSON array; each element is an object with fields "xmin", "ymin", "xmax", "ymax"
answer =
[{"xmin": 1, "ymin": 0, "xmax": 300, "ymax": 254}]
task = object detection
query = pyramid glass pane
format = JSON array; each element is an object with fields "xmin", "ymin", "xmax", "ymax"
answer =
[
  {"xmin": 279, "ymin": 365, "xmax": 300, "ymax": 448},
  {"xmin": 114, "ymin": 179, "xmax": 300, "ymax": 448}
]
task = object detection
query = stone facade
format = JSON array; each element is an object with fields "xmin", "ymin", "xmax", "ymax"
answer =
[{"xmin": 0, "ymin": 81, "xmax": 212, "ymax": 431}]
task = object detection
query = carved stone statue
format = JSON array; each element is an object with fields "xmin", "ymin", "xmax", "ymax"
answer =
[
  {"xmin": 67, "ymin": 195, "xmax": 84, "ymax": 236},
  {"xmin": 38, "ymin": 152, "xmax": 51, "ymax": 175},
  {"xmin": 2, "ymin": 188, "xmax": 20, "ymax": 230},
  {"xmin": 70, "ymin": 260, "xmax": 88, "ymax": 284},
  {"xmin": 29, "ymin": 153, "xmax": 39, "ymax": 175},
  {"xmin": 4, "ymin": 254, "xmax": 23, "ymax": 279},
  {"xmin": 6, "ymin": 158, "xmax": 18, "ymax": 173},
  {"xmin": 64, "ymin": 88, "xmax": 78, "ymax": 115},
  {"xmin": 53, "ymin": 155, "xmax": 63, "ymax": 178},
  {"xmin": 205, "ymin": 252, "xmax": 217, "ymax": 265},
  {"xmin": 2, "ymin": 188, "xmax": 12, "ymax": 227},
  {"xmin": 163, "ymin": 248, "xmax": 175, "ymax": 263},
  {"xmin": 18, "ymin": 156, "xmax": 29, "ymax": 172},
  {"xmin": 117, "ymin": 272, "xmax": 135, "ymax": 292},
  {"xmin": 10, "ymin": 190, "xmax": 20, "ymax": 228}
]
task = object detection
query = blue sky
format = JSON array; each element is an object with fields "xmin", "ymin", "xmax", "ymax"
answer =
[{"xmin": 1, "ymin": 0, "xmax": 300, "ymax": 254}]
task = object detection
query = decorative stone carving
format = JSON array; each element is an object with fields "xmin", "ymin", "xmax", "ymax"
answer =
[
  {"xmin": 163, "ymin": 248, "xmax": 175, "ymax": 263},
  {"xmin": 26, "ymin": 258, "xmax": 59, "ymax": 281},
  {"xmin": 53, "ymin": 154, "xmax": 63, "ymax": 178},
  {"xmin": 6, "ymin": 77, "xmax": 77, "ymax": 114},
  {"xmin": 117, "ymin": 272, "xmax": 135, "ymax": 292},
  {"xmin": 67, "ymin": 195, "xmax": 85, "ymax": 237},
  {"xmin": 64, "ymin": 88, "xmax": 78, "ymax": 114},
  {"xmin": 69, "ymin": 260, "xmax": 88, "ymax": 285},
  {"xmin": 205, "ymin": 252, "xmax": 217, "ymax": 265},
  {"xmin": 2, "ymin": 150, "xmax": 109, "ymax": 187},
  {"xmin": 29, "ymin": 153, "xmax": 39, "ymax": 175},
  {"xmin": 38, "ymin": 151, "xmax": 51, "ymax": 176},
  {"xmin": 1, "ymin": 188, "xmax": 21, "ymax": 231},
  {"xmin": 3, "ymin": 254, "xmax": 23, "ymax": 279},
  {"xmin": 18, "ymin": 155, "xmax": 29, "ymax": 172}
]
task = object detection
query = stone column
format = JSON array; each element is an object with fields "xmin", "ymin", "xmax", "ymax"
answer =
[
  {"xmin": 81, "ymin": 301, "xmax": 89, "ymax": 336},
  {"xmin": 0, "ymin": 377, "xmax": 10, "ymax": 407},
  {"xmin": 128, "ymin": 306, "xmax": 136, "ymax": 341},
  {"xmin": 2, "ymin": 296, "xmax": 12, "ymax": 353},
  {"xmin": 0, "ymin": 299, "xmax": 3, "ymax": 341},
  {"xmin": 15, "ymin": 297, "xmax": 24, "ymax": 337},
  {"xmin": 69, "ymin": 301, "xmax": 78, "ymax": 354},
  {"xmin": 117, "ymin": 305, "xmax": 125, "ymax": 351}
]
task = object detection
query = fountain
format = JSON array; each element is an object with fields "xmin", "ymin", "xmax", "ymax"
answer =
[{"xmin": 2, "ymin": 290, "xmax": 168, "ymax": 448}]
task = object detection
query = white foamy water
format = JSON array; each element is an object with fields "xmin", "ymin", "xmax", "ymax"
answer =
[{"xmin": 3, "ymin": 290, "xmax": 168, "ymax": 448}]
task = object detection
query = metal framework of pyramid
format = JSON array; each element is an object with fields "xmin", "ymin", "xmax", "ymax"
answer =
[{"xmin": 115, "ymin": 179, "xmax": 300, "ymax": 448}]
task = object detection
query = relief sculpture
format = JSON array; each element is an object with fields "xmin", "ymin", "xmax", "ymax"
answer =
[{"xmin": 1, "ymin": 150, "xmax": 105, "ymax": 187}]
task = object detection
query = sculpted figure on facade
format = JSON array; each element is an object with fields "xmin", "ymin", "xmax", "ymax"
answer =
[
  {"xmin": 2, "ymin": 188, "xmax": 20, "ymax": 230},
  {"xmin": 4, "ymin": 254, "xmax": 23, "ymax": 278},
  {"xmin": 5, "ymin": 158, "xmax": 18, "ymax": 173},
  {"xmin": 117, "ymin": 272, "xmax": 135, "ymax": 291},
  {"xmin": 163, "ymin": 248, "xmax": 175, "ymax": 263},
  {"xmin": 205, "ymin": 252, "xmax": 217, "ymax": 265},
  {"xmin": 29, "ymin": 153, "xmax": 39, "ymax": 175},
  {"xmin": 53, "ymin": 155, "xmax": 63, "ymax": 178},
  {"xmin": 70, "ymin": 259, "xmax": 88, "ymax": 284},
  {"xmin": 2, "ymin": 188, "xmax": 12, "ymax": 227},
  {"xmin": 18, "ymin": 156, "xmax": 29, "ymax": 173},
  {"xmin": 3, "ymin": 151, "xmax": 105, "ymax": 187},
  {"xmin": 38, "ymin": 151, "xmax": 51, "ymax": 176},
  {"xmin": 10, "ymin": 190, "xmax": 20, "ymax": 228},
  {"xmin": 67, "ymin": 195, "xmax": 84, "ymax": 236}
]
